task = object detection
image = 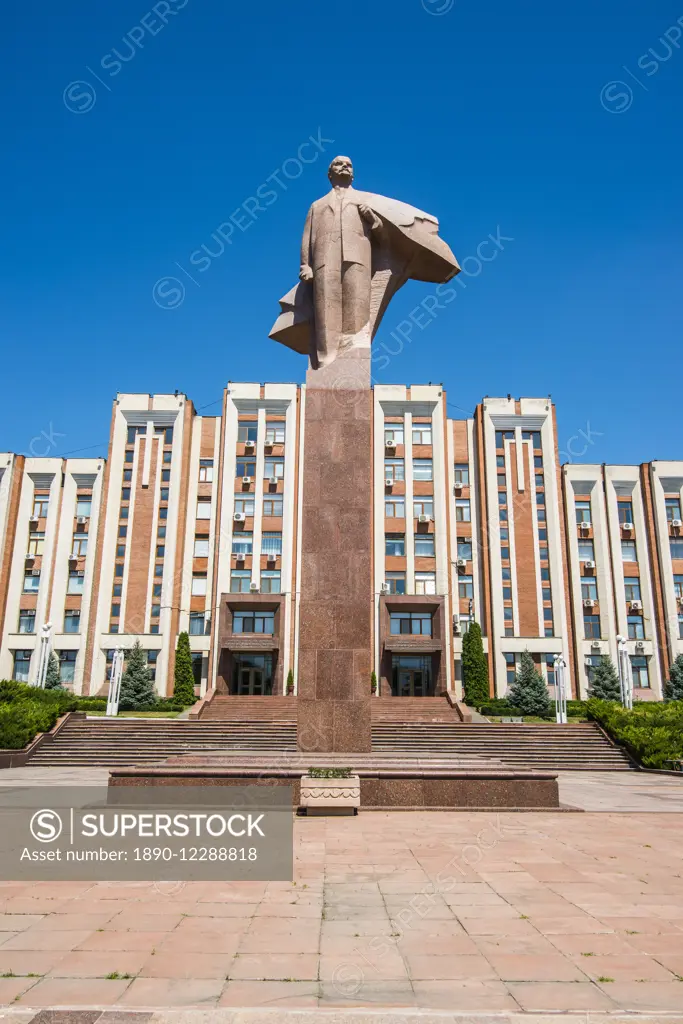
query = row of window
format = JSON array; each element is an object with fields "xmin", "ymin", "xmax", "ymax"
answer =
[
  {"xmin": 385, "ymin": 459, "xmax": 434, "ymax": 482},
  {"xmin": 234, "ymin": 496, "xmax": 284, "ymax": 516},
  {"xmin": 229, "ymin": 570, "xmax": 281, "ymax": 593},
  {"xmin": 12, "ymin": 649, "xmax": 77, "ymax": 683},
  {"xmin": 30, "ymin": 495, "xmax": 92, "ymax": 520},
  {"xmin": 384, "ymin": 572, "xmax": 436, "ymax": 595},
  {"xmin": 232, "ymin": 533, "xmax": 282, "ymax": 556},
  {"xmin": 237, "ymin": 422, "xmax": 286, "ymax": 444},
  {"xmin": 235, "ymin": 459, "xmax": 285, "ymax": 479},
  {"xmin": 575, "ymin": 498, "xmax": 682, "ymax": 526},
  {"xmin": 384, "ymin": 425, "xmax": 433, "ymax": 445},
  {"xmin": 583, "ymin": 613, "xmax": 646, "ymax": 640},
  {"xmin": 386, "ymin": 534, "xmax": 436, "ymax": 558}
]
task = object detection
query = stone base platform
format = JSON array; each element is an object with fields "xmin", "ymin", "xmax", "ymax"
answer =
[{"xmin": 108, "ymin": 751, "xmax": 560, "ymax": 809}]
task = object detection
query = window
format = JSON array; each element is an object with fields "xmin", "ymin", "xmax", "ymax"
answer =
[
  {"xmin": 413, "ymin": 459, "xmax": 433, "ymax": 482},
  {"xmin": 666, "ymin": 497, "xmax": 682, "ymax": 522},
  {"xmin": 110, "ymin": 604, "xmax": 120, "ymax": 619},
  {"xmin": 156, "ymin": 545, "xmax": 165, "ymax": 558},
  {"xmin": 160, "ymin": 488, "xmax": 169, "ymax": 501},
  {"xmin": 23, "ymin": 572, "xmax": 40, "ymax": 593},
  {"xmin": 149, "ymin": 624, "xmax": 160, "ymax": 634},
  {"xmin": 542, "ymin": 587, "xmax": 551, "ymax": 602},
  {"xmin": 233, "ymin": 532, "xmax": 253, "ymax": 555},
  {"xmin": 496, "ymin": 456, "xmax": 505, "ymax": 468},
  {"xmin": 115, "ymin": 564, "xmax": 124, "ymax": 578},
  {"xmin": 385, "ymin": 498, "xmax": 405, "ymax": 518},
  {"xmin": 385, "ymin": 458, "xmax": 404, "ymax": 482},
  {"xmin": 199, "ymin": 459, "xmax": 214, "ymax": 483},
  {"xmin": 116, "ymin": 545, "xmax": 125, "ymax": 556},
  {"xmin": 384, "ymin": 425, "xmax": 404, "ymax": 444},
  {"xmin": 72, "ymin": 533, "xmax": 89, "ymax": 556},
  {"xmin": 454, "ymin": 464, "xmax": 469, "ymax": 485},
  {"xmin": 18, "ymin": 609, "xmax": 35, "ymax": 634},
  {"xmin": 76, "ymin": 498, "xmax": 91, "ymax": 518},
  {"xmin": 670, "ymin": 539, "xmax": 683, "ymax": 559},
  {"xmin": 575, "ymin": 501, "xmax": 591, "ymax": 524},
  {"xmin": 385, "ymin": 534, "xmax": 405, "ymax": 557},
  {"xmin": 631, "ymin": 655, "xmax": 650, "ymax": 688},
  {"xmin": 458, "ymin": 575, "xmax": 474, "ymax": 599},
  {"xmin": 146, "ymin": 650, "xmax": 159, "ymax": 682},
  {"xmin": 621, "ymin": 540, "xmax": 637, "ymax": 562},
  {"xmin": 265, "ymin": 421, "xmax": 286, "ymax": 445},
  {"xmin": 189, "ymin": 612, "xmax": 206, "ymax": 635},
  {"xmin": 502, "ymin": 567, "xmax": 511, "ymax": 581},
  {"xmin": 498, "ymin": 492, "xmax": 507, "ymax": 506},
  {"xmin": 414, "ymin": 534, "xmax": 435, "ymax": 558},
  {"xmin": 153, "ymin": 583, "xmax": 161, "ymax": 597},
  {"xmin": 624, "ymin": 578, "xmax": 641, "ymax": 603},
  {"xmin": 497, "ymin": 474, "xmax": 506, "ymax": 487},
  {"xmin": 674, "ymin": 574, "xmax": 683, "ymax": 599},
  {"xmin": 191, "ymin": 574, "xmax": 207, "ymax": 596},
  {"xmin": 578, "ymin": 540, "xmax": 595, "ymax": 561},
  {"xmin": 63, "ymin": 606, "xmax": 80, "ymax": 630},
  {"xmin": 194, "ymin": 537, "xmax": 210, "ymax": 558},
  {"xmin": 627, "ymin": 615, "xmax": 644, "ymax": 640},
  {"xmin": 261, "ymin": 569, "xmax": 281, "ymax": 594},
  {"xmin": 109, "ymin": 623, "xmax": 119, "ymax": 634},
  {"xmin": 154, "ymin": 564, "xmax": 163, "ymax": 577},
  {"xmin": 237, "ymin": 422, "xmax": 258, "ymax": 443},
  {"xmin": 503, "ymin": 587, "xmax": 512, "ymax": 600},
  {"xmin": 59, "ymin": 650, "xmax": 76, "ymax": 684},
  {"xmin": 495, "ymin": 430, "xmax": 514, "ymax": 448},
  {"xmin": 412, "ymin": 425, "xmax": 432, "ymax": 445},
  {"xmin": 522, "ymin": 430, "xmax": 542, "ymax": 449},
  {"xmin": 262, "ymin": 532, "xmax": 282, "ymax": 556},
  {"xmin": 537, "ymin": 508, "xmax": 546, "ymax": 522},
  {"xmin": 584, "ymin": 615, "xmax": 601, "ymax": 639},
  {"xmin": 13, "ymin": 650, "xmax": 31, "ymax": 682},
  {"xmin": 119, "ymin": 506, "xmax": 129, "ymax": 520},
  {"xmin": 263, "ymin": 497, "xmax": 283, "ymax": 517},
  {"xmin": 504, "ymin": 653, "xmax": 516, "ymax": 686},
  {"xmin": 499, "ymin": 508, "xmax": 508, "ymax": 521},
  {"xmin": 158, "ymin": 526, "xmax": 166, "ymax": 538},
  {"xmin": 161, "ymin": 470, "xmax": 170, "ymax": 482},
  {"xmin": 545, "ymin": 654, "xmax": 556, "ymax": 686},
  {"xmin": 535, "ymin": 474, "xmax": 544, "ymax": 488},
  {"xmin": 457, "ymin": 539, "xmax": 472, "ymax": 561},
  {"xmin": 679, "ymin": 614, "xmax": 683, "ymax": 640},
  {"xmin": 501, "ymin": 547, "xmax": 510, "ymax": 560},
  {"xmin": 236, "ymin": 460, "xmax": 256, "ymax": 478},
  {"xmin": 390, "ymin": 612, "xmax": 432, "ymax": 636},
  {"xmin": 617, "ymin": 502, "xmax": 634, "ymax": 525},
  {"xmin": 413, "ymin": 499, "xmax": 433, "ymax": 518},
  {"xmin": 234, "ymin": 494, "xmax": 255, "ymax": 516},
  {"xmin": 455, "ymin": 500, "xmax": 471, "ymax": 522},
  {"xmin": 127, "ymin": 425, "xmax": 144, "ymax": 444},
  {"xmin": 67, "ymin": 572, "xmax": 84, "ymax": 595},
  {"xmin": 27, "ymin": 532, "xmax": 45, "ymax": 556},
  {"xmin": 415, "ymin": 572, "xmax": 436, "ymax": 595},
  {"xmin": 585, "ymin": 654, "xmax": 601, "ymax": 686},
  {"xmin": 118, "ymin": 525, "xmax": 128, "ymax": 537},
  {"xmin": 264, "ymin": 458, "xmax": 284, "ymax": 479},
  {"xmin": 155, "ymin": 425, "xmax": 173, "ymax": 446},
  {"xmin": 123, "ymin": 469, "xmax": 132, "ymax": 482},
  {"xmin": 113, "ymin": 584, "xmax": 122, "ymax": 597},
  {"xmin": 385, "ymin": 572, "xmax": 405, "ymax": 595},
  {"xmin": 234, "ymin": 611, "xmax": 275, "ymax": 634},
  {"xmin": 543, "ymin": 606, "xmax": 554, "ymax": 621},
  {"xmin": 539, "ymin": 546, "xmax": 549, "ymax": 561},
  {"xmin": 230, "ymin": 570, "xmax": 251, "ymax": 593},
  {"xmin": 541, "ymin": 567, "xmax": 550, "ymax": 581},
  {"xmin": 196, "ymin": 499, "xmax": 211, "ymax": 520},
  {"xmin": 504, "ymin": 607, "xmax": 513, "ymax": 621},
  {"xmin": 581, "ymin": 577, "xmax": 598, "ymax": 601},
  {"xmin": 163, "ymin": 450, "xmax": 172, "ymax": 464},
  {"xmin": 125, "ymin": 450, "xmax": 134, "ymax": 464},
  {"xmin": 32, "ymin": 494, "xmax": 49, "ymax": 518}
]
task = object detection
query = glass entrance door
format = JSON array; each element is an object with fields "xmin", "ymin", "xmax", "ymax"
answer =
[
  {"xmin": 392, "ymin": 655, "xmax": 432, "ymax": 696},
  {"xmin": 397, "ymin": 669, "xmax": 425, "ymax": 697},
  {"xmin": 238, "ymin": 667, "xmax": 264, "ymax": 695},
  {"xmin": 232, "ymin": 653, "xmax": 274, "ymax": 695}
]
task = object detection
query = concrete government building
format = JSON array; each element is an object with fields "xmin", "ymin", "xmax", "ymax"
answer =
[{"xmin": 1, "ymin": 383, "xmax": 682, "ymax": 703}]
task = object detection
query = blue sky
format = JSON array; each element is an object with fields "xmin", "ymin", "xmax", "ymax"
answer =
[{"xmin": 3, "ymin": 0, "xmax": 682, "ymax": 465}]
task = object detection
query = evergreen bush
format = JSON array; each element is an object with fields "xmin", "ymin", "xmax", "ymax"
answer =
[
  {"xmin": 664, "ymin": 654, "xmax": 683, "ymax": 702},
  {"xmin": 507, "ymin": 650, "xmax": 552, "ymax": 717},
  {"xmin": 588, "ymin": 656, "xmax": 622, "ymax": 702},
  {"xmin": 588, "ymin": 698, "xmax": 683, "ymax": 768},
  {"xmin": 44, "ymin": 653, "xmax": 63, "ymax": 690},
  {"xmin": 173, "ymin": 632, "xmax": 196, "ymax": 705},
  {"xmin": 462, "ymin": 622, "xmax": 490, "ymax": 706},
  {"xmin": 118, "ymin": 642, "xmax": 157, "ymax": 711}
]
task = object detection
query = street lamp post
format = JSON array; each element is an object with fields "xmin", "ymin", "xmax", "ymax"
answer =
[
  {"xmin": 33, "ymin": 622, "xmax": 52, "ymax": 688},
  {"xmin": 106, "ymin": 648, "xmax": 124, "ymax": 716},
  {"xmin": 553, "ymin": 654, "xmax": 568, "ymax": 724},
  {"xmin": 616, "ymin": 635, "xmax": 633, "ymax": 709}
]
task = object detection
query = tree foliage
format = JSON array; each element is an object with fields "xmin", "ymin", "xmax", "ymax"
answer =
[
  {"xmin": 507, "ymin": 650, "xmax": 552, "ymax": 717},
  {"xmin": 173, "ymin": 632, "xmax": 196, "ymax": 705},
  {"xmin": 665, "ymin": 653, "xmax": 683, "ymax": 702},
  {"xmin": 461, "ymin": 622, "xmax": 490, "ymax": 706},
  {"xmin": 118, "ymin": 641, "xmax": 156, "ymax": 711},
  {"xmin": 588, "ymin": 655, "xmax": 622, "ymax": 702},
  {"xmin": 44, "ymin": 652, "xmax": 63, "ymax": 690}
]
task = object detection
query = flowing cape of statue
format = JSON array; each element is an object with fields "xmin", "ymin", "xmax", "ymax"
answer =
[{"xmin": 268, "ymin": 191, "xmax": 461, "ymax": 357}]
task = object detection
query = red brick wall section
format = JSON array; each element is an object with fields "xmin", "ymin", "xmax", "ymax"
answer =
[
  {"xmin": 123, "ymin": 438, "xmax": 158, "ymax": 634},
  {"xmin": 510, "ymin": 443, "xmax": 540, "ymax": 637},
  {"xmin": 0, "ymin": 457, "xmax": 24, "ymax": 643}
]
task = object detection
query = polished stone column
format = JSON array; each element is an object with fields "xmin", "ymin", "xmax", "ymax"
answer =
[{"xmin": 297, "ymin": 349, "xmax": 373, "ymax": 752}]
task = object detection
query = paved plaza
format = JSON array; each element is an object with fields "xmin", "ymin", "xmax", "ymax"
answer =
[{"xmin": 0, "ymin": 769, "xmax": 682, "ymax": 1012}]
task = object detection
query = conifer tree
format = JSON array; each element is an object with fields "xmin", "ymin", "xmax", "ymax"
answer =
[
  {"xmin": 44, "ymin": 652, "xmax": 63, "ymax": 690},
  {"xmin": 118, "ymin": 641, "xmax": 156, "ymax": 711},
  {"xmin": 588, "ymin": 655, "xmax": 622, "ymax": 702},
  {"xmin": 507, "ymin": 650, "xmax": 552, "ymax": 717},
  {"xmin": 664, "ymin": 653, "xmax": 683, "ymax": 702},
  {"xmin": 461, "ymin": 621, "xmax": 490, "ymax": 706},
  {"xmin": 173, "ymin": 632, "xmax": 196, "ymax": 705}
]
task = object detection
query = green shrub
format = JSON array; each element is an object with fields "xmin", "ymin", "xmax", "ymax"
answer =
[
  {"xmin": 566, "ymin": 700, "xmax": 588, "ymax": 716},
  {"xmin": 665, "ymin": 654, "xmax": 683, "ymax": 701},
  {"xmin": 588, "ymin": 656, "xmax": 622, "ymax": 701},
  {"xmin": 74, "ymin": 698, "xmax": 107, "ymax": 712},
  {"xmin": 0, "ymin": 702, "xmax": 60, "ymax": 750},
  {"xmin": 173, "ymin": 632, "xmax": 196, "ymax": 705},
  {"xmin": 118, "ymin": 642, "xmax": 157, "ymax": 711},
  {"xmin": 462, "ymin": 622, "xmax": 490, "ymax": 706},
  {"xmin": 479, "ymin": 700, "xmax": 526, "ymax": 717},
  {"xmin": 44, "ymin": 653, "xmax": 62, "ymax": 690},
  {"xmin": 0, "ymin": 681, "xmax": 76, "ymax": 714},
  {"xmin": 508, "ymin": 651, "xmax": 553, "ymax": 717},
  {"xmin": 587, "ymin": 698, "xmax": 683, "ymax": 769},
  {"xmin": 307, "ymin": 767, "xmax": 352, "ymax": 778}
]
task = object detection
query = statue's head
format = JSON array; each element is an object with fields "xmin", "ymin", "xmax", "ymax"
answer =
[{"xmin": 328, "ymin": 155, "xmax": 353, "ymax": 186}]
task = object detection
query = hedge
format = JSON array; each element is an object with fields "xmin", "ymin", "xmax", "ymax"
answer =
[
  {"xmin": 587, "ymin": 698, "xmax": 683, "ymax": 769},
  {"xmin": 0, "ymin": 702, "xmax": 60, "ymax": 749},
  {"xmin": 478, "ymin": 698, "xmax": 589, "ymax": 719}
]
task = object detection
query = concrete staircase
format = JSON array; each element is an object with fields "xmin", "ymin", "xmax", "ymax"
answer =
[
  {"xmin": 371, "ymin": 697, "xmax": 457, "ymax": 723},
  {"xmin": 198, "ymin": 695, "xmax": 297, "ymax": 722},
  {"xmin": 372, "ymin": 721, "xmax": 634, "ymax": 771},
  {"xmin": 27, "ymin": 715, "xmax": 296, "ymax": 767}
]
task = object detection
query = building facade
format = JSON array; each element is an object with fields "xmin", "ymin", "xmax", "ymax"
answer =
[{"xmin": 1, "ymin": 384, "xmax": 680, "ymax": 702}]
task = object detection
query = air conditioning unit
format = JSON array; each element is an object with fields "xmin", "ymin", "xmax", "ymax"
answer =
[
  {"xmin": 418, "ymin": 514, "xmax": 429, "ymax": 524},
  {"xmin": 24, "ymin": 552, "xmax": 34, "ymax": 561},
  {"xmin": 249, "ymin": 582, "xmax": 259, "ymax": 592},
  {"xmin": 579, "ymin": 521, "xmax": 591, "ymax": 530},
  {"xmin": 630, "ymin": 599, "xmax": 642, "ymax": 611},
  {"xmin": 672, "ymin": 519, "xmax": 683, "ymax": 528},
  {"xmin": 77, "ymin": 570, "xmax": 85, "ymax": 577},
  {"xmin": 591, "ymin": 641, "xmax": 601, "ymax": 650},
  {"xmin": 584, "ymin": 560, "xmax": 596, "ymax": 569},
  {"xmin": 68, "ymin": 552, "xmax": 78, "ymax": 561},
  {"xmin": 266, "ymin": 552, "xmax": 277, "ymax": 562},
  {"xmin": 453, "ymin": 617, "xmax": 461, "ymax": 635},
  {"xmin": 77, "ymin": 516, "xmax": 87, "ymax": 524},
  {"xmin": 242, "ymin": 476, "xmax": 252, "ymax": 485},
  {"xmin": 454, "ymin": 483, "xmax": 463, "ymax": 495},
  {"xmin": 583, "ymin": 598, "xmax": 596, "ymax": 608},
  {"xmin": 244, "ymin": 440, "xmax": 255, "ymax": 449},
  {"xmin": 385, "ymin": 440, "xmax": 396, "ymax": 450},
  {"xmin": 268, "ymin": 477, "xmax": 278, "ymax": 486},
  {"xmin": 385, "ymin": 478, "xmax": 393, "ymax": 487},
  {"xmin": 380, "ymin": 582, "xmax": 390, "ymax": 594},
  {"xmin": 31, "ymin": 569, "xmax": 40, "ymax": 576},
  {"xmin": 235, "ymin": 552, "xmax": 245, "ymax": 562},
  {"xmin": 635, "ymin": 640, "xmax": 645, "ymax": 650},
  {"xmin": 456, "ymin": 558, "xmax": 467, "ymax": 569},
  {"xmin": 28, "ymin": 515, "xmax": 39, "ymax": 524},
  {"xmin": 233, "ymin": 512, "xmax": 245, "ymax": 522},
  {"xmin": 622, "ymin": 521, "xmax": 634, "ymax": 531}
]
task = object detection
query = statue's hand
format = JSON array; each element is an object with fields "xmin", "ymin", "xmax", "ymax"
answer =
[
  {"xmin": 359, "ymin": 203, "xmax": 382, "ymax": 230},
  {"xmin": 299, "ymin": 264, "xmax": 314, "ymax": 282}
]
